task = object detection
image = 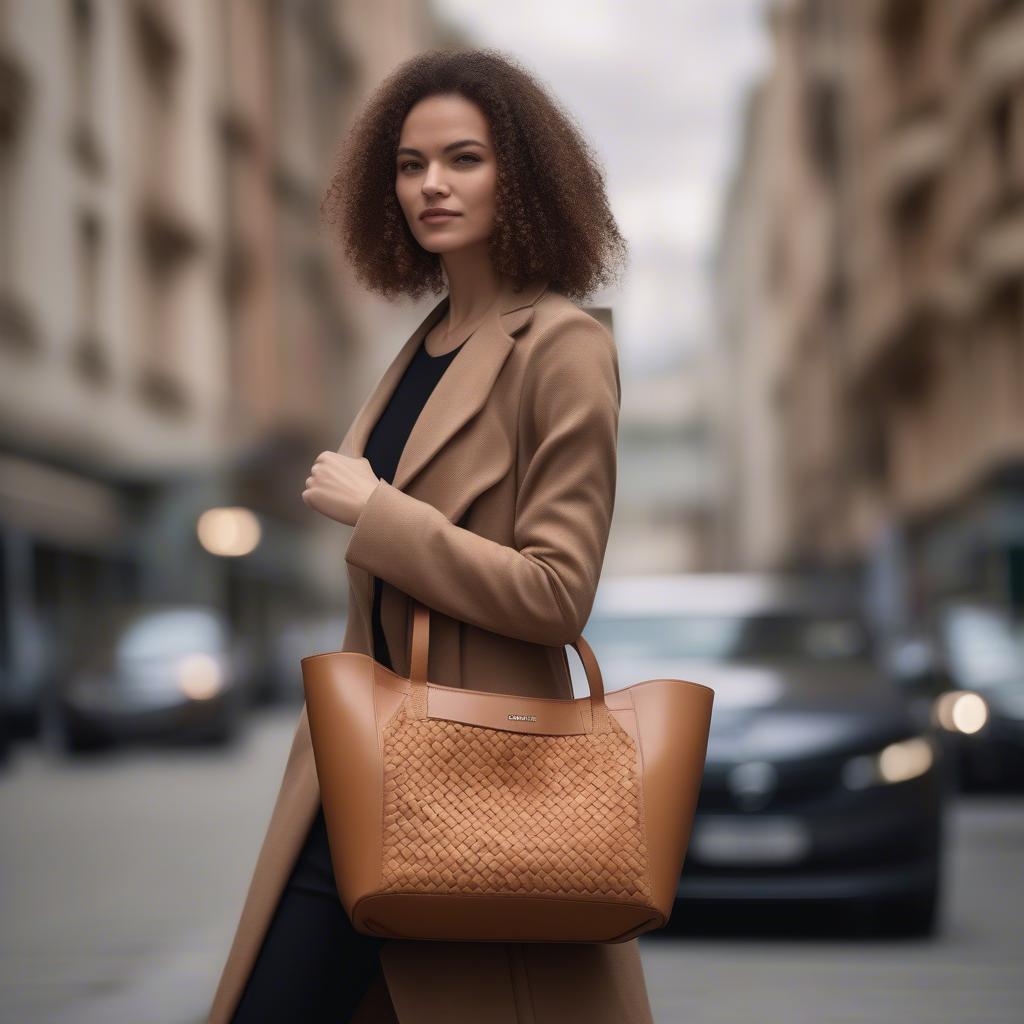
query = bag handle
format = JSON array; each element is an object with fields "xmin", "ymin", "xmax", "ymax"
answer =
[{"xmin": 405, "ymin": 598, "xmax": 614, "ymax": 734}]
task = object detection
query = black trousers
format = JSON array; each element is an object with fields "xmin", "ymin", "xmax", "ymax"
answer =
[{"xmin": 230, "ymin": 804, "xmax": 388, "ymax": 1022}]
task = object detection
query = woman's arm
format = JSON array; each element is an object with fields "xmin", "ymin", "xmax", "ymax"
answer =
[{"xmin": 343, "ymin": 309, "xmax": 620, "ymax": 648}]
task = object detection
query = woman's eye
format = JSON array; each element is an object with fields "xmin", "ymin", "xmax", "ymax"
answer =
[{"xmin": 398, "ymin": 154, "xmax": 481, "ymax": 172}]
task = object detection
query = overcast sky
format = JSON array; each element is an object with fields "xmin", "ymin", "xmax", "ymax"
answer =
[{"xmin": 433, "ymin": 0, "xmax": 773, "ymax": 375}]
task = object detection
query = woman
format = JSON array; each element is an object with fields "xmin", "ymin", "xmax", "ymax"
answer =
[{"xmin": 208, "ymin": 47, "xmax": 652, "ymax": 1023}]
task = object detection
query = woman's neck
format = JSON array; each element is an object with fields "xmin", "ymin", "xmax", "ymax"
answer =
[{"xmin": 441, "ymin": 254, "xmax": 505, "ymax": 328}]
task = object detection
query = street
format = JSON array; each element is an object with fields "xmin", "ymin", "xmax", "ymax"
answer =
[{"xmin": 1, "ymin": 705, "xmax": 1021, "ymax": 1024}]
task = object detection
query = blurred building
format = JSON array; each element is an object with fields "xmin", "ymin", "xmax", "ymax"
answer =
[
  {"xmin": 0, "ymin": 0, "xmax": 456, "ymax": 739},
  {"xmin": 714, "ymin": 0, "xmax": 1024, "ymax": 635},
  {"xmin": 578, "ymin": 301, "xmax": 717, "ymax": 575},
  {"xmin": 610, "ymin": 353, "xmax": 718, "ymax": 574}
]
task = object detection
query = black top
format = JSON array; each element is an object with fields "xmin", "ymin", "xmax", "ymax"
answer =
[{"xmin": 360, "ymin": 334, "xmax": 467, "ymax": 671}]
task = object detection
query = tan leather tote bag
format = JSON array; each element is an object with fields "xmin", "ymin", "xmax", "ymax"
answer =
[{"xmin": 302, "ymin": 598, "xmax": 714, "ymax": 944}]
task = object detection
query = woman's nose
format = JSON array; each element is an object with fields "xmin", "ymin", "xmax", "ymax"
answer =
[{"xmin": 422, "ymin": 166, "xmax": 448, "ymax": 195}]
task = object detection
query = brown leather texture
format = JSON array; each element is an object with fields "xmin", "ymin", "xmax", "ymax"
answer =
[
  {"xmin": 377, "ymin": 703, "xmax": 652, "ymax": 908},
  {"xmin": 206, "ymin": 276, "xmax": 681, "ymax": 1024},
  {"xmin": 303, "ymin": 599, "xmax": 713, "ymax": 946}
]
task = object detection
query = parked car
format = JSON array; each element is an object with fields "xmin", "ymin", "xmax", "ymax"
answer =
[
  {"xmin": 896, "ymin": 600, "xmax": 1024, "ymax": 788},
  {"xmin": 581, "ymin": 573, "xmax": 950, "ymax": 936},
  {"xmin": 44, "ymin": 603, "xmax": 248, "ymax": 753},
  {"xmin": 268, "ymin": 612, "xmax": 349, "ymax": 704}
]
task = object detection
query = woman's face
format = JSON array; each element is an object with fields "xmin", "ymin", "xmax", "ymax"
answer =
[{"xmin": 395, "ymin": 93, "xmax": 497, "ymax": 256}]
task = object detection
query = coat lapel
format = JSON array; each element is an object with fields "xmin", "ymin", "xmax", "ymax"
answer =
[
  {"xmin": 336, "ymin": 275, "xmax": 549, "ymax": 656},
  {"xmin": 338, "ymin": 275, "xmax": 549, "ymax": 493}
]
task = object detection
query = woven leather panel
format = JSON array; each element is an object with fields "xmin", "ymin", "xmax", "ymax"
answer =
[{"xmin": 378, "ymin": 701, "xmax": 653, "ymax": 902}]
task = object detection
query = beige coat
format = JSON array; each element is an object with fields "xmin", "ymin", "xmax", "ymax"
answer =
[{"xmin": 206, "ymin": 274, "xmax": 655, "ymax": 1023}]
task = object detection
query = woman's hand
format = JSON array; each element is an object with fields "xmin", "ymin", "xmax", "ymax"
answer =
[{"xmin": 301, "ymin": 452, "xmax": 380, "ymax": 527}]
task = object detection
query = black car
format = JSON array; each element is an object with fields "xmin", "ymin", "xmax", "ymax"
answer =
[
  {"xmin": 580, "ymin": 573, "xmax": 951, "ymax": 936},
  {"xmin": 897, "ymin": 599, "xmax": 1024, "ymax": 788},
  {"xmin": 45, "ymin": 603, "xmax": 249, "ymax": 752}
]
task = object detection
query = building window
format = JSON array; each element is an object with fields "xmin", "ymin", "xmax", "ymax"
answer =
[
  {"xmin": 68, "ymin": 0, "xmax": 103, "ymax": 175},
  {"xmin": 72, "ymin": 208, "xmax": 109, "ymax": 382}
]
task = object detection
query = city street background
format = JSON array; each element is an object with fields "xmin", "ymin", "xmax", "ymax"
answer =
[{"xmin": 2, "ymin": 0, "xmax": 1023, "ymax": 1021}]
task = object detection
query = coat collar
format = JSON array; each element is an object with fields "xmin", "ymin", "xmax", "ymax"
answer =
[{"xmin": 338, "ymin": 275, "xmax": 550, "ymax": 493}]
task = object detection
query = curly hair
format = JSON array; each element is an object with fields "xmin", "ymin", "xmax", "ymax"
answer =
[{"xmin": 320, "ymin": 47, "xmax": 628, "ymax": 304}]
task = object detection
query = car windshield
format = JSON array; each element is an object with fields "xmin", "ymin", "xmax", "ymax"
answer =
[
  {"xmin": 942, "ymin": 604, "xmax": 1024, "ymax": 689},
  {"xmin": 67, "ymin": 606, "xmax": 226, "ymax": 671},
  {"xmin": 117, "ymin": 609, "xmax": 226, "ymax": 661},
  {"xmin": 584, "ymin": 612, "xmax": 870, "ymax": 662}
]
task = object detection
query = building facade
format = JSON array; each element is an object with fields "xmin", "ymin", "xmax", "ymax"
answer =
[
  {"xmin": 0, "ymin": 0, "xmax": 455, "ymax": 742},
  {"xmin": 715, "ymin": 0, "xmax": 1024, "ymax": 632}
]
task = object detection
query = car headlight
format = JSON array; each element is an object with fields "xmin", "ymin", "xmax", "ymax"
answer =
[
  {"xmin": 841, "ymin": 735, "xmax": 935, "ymax": 790},
  {"xmin": 176, "ymin": 653, "xmax": 224, "ymax": 700},
  {"xmin": 932, "ymin": 690, "xmax": 988, "ymax": 734}
]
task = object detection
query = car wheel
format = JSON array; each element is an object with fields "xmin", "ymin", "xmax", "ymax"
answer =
[
  {"xmin": 197, "ymin": 705, "xmax": 244, "ymax": 746},
  {"xmin": 54, "ymin": 715, "xmax": 112, "ymax": 756},
  {"xmin": 0, "ymin": 713, "xmax": 11, "ymax": 767},
  {"xmin": 878, "ymin": 888, "xmax": 940, "ymax": 937}
]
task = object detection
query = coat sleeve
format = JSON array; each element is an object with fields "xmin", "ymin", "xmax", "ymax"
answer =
[{"xmin": 343, "ymin": 309, "xmax": 621, "ymax": 647}]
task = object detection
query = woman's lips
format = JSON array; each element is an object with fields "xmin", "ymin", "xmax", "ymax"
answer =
[{"xmin": 421, "ymin": 212, "xmax": 461, "ymax": 223}]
